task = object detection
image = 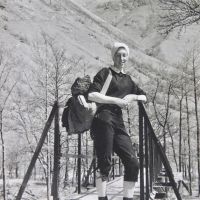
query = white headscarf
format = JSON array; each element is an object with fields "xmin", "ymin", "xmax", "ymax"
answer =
[{"xmin": 111, "ymin": 42, "xmax": 130, "ymax": 60}]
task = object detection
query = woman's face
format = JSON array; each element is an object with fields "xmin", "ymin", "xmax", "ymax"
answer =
[{"xmin": 113, "ymin": 47, "xmax": 129, "ymax": 69}]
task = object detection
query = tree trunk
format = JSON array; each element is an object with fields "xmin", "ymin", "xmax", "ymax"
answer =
[
  {"xmin": 64, "ymin": 136, "xmax": 69, "ymax": 188},
  {"xmin": 192, "ymin": 58, "xmax": 200, "ymax": 196},
  {"xmin": 44, "ymin": 38, "xmax": 51, "ymax": 200},
  {"xmin": 167, "ymin": 123, "xmax": 178, "ymax": 171},
  {"xmin": 15, "ymin": 163, "xmax": 19, "ymax": 179},
  {"xmin": 183, "ymin": 138, "xmax": 187, "ymax": 178},
  {"xmin": 64, "ymin": 157, "xmax": 69, "ymax": 188},
  {"xmin": 163, "ymin": 84, "xmax": 171, "ymax": 153},
  {"xmin": 0, "ymin": 110, "xmax": 6, "ymax": 200},
  {"xmin": 33, "ymin": 165, "xmax": 37, "ymax": 180},
  {"xmin": 179, "ymin": 98, "xmax": 183, "ymax": 173},
  {"xmin": 72, "ymin": 140, "xmax": 77, "ymax": 186},
  {"xmin": 186, "ymin": 95, "xmax": 192, "ymax": 195}
]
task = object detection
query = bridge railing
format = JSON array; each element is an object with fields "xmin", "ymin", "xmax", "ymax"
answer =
[
  {"xmin": 138, "ymin": 102, "xmax": 182, "ymax": 200},
  {"xmin": 16, "ymin": 101, "xmax": 183, "ymax": 200}
]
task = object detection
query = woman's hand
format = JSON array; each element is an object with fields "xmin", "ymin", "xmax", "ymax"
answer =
[
  {"xmin": 78, "ymin": 95, "xmax": 89, "ymax": 110},
  {"xmin": 123, "ymin": 94, "xmax": 137, "ymax": 103},
  {"xmin": 137, "ymin": 95, "xmax": 147, "ymax": 102},
  {"xmin": 123, "ymin": 94, "xmax": 147, "ymax": 103}
]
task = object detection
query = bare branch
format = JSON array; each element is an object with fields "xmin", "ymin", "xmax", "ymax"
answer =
[{"xmin": 158, "ymin": 0, "xmax": 200, "ymax": 34}]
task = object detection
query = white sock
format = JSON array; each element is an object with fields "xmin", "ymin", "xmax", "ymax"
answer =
[
  {"xmin": 96, "ymin": 177, "xmax": 107, "ymax": 197},
  {"xmin": 123, "ymin": 181, "xmax": 136, "ymax": 198},
  {"xmin": 96, "ymin": 172, "xmax": 107, "ymax": 197}
]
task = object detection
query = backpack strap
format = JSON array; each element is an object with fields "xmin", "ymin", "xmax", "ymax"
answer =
[{"xmin": 100, "ymin": 69, "xmax": 112, "ymax": 95}]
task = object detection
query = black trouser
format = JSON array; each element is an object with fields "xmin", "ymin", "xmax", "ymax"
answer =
[{"xmin": 91, "ymin": 118, "xmax": 139, "ymax": 182}]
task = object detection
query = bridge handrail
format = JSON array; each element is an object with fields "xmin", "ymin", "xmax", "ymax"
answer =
[{"xmin": 138, "ymin": 102, "xmax": 182, "ymax": 200}]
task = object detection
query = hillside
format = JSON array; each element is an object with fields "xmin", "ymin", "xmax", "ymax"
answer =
[
  {"xmin": 0, "ymin": 0, "xmax": 175, "ymax": 88},
  {"xmin": 74, "ymin": 0, "xmax": 200, "ymax": 65}
]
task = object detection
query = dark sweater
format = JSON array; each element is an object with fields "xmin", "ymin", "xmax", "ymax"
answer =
[{"xmin": 89, "ymin": 67, "xmax": 145, "ymax": 128}]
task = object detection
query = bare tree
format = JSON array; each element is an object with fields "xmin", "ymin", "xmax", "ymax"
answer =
[
  {"xmin": 180, "ymin": 60, "xmax": 194, "ymax": 195},
  {"xmin": 177, "ymin": 45, "xmax": 200, "ymax": 195},
  {"xmin": 159, "ymin": 0, "xmax": 200, "ymax": 34},
  {"xmin": 151, "ymin": 77, "xmax": 179, "ymax": 171},
  {"xmin": 14, "ymin": 32, "xmax": 85, "ymax": 199},
  {"xmin": 172, "ymin": 79, "xmax": 185, "ymax": 173},
  {"xmin": 185, "ymin": 94, "xmax": 192, "ymax": 195},
  {"xmin": 0, "ymin": 46, "xmax": 18, "ymax": 200},
  {"xmin": 152, "ymin": 79, "xmax": 172, "ymax": 150},
  {"xmin": 191, "ymin": 48, "xmax": 200, "ymax": 196}
]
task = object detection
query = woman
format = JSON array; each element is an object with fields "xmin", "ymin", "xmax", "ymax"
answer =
[{"xmin": 88, "ymin": 42, "xmax": 147, "ymax": 200}]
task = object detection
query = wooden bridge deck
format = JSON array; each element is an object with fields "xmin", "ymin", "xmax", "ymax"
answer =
[{"xmin": 71, "ymin": 176, "xmax": 140, "ymax": 200}]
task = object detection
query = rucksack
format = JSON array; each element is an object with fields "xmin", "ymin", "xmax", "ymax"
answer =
[
  {"xmin": 62, "ymin": 70, "xmax": 112, "ymax": 134},
  {"xmin": 71, "ymin": 75, "xmax": 91, "ymax": 96}
]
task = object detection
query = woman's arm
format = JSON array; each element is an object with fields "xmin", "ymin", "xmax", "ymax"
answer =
[
  {"xmin": 123, "ymin": 94, "xmax": 147, "ymax": 103},
  {"xmin": 88, "ymin": 92, "xmax": 128, "ymax": 109}
]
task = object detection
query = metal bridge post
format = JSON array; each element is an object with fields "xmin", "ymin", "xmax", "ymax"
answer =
[
  {"xmin": 139, "ymin": 102, "xmax": 144, "ymax": 200},
  {"xmin": 52, "ymin": 101, "xmax": 61, "ymax": 200},
  {"xmin": 78, "ymin": 133, "xmax": 82, "ymax": 194},
  {"xmin": 149, "ymin": 134, "xmax": 153, "ymax": 192},
  {"xmin": 144, "ymin": 120, "xmax": 149, "ymax": 200},
  {"xmin": 93, "ymin": 145, "xmax": 96, "ymax": 187}
]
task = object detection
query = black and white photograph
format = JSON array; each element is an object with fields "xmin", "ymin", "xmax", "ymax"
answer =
[{"xmin": 0, "ymin": 0, "xmax": 200, "ymax": 199}]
